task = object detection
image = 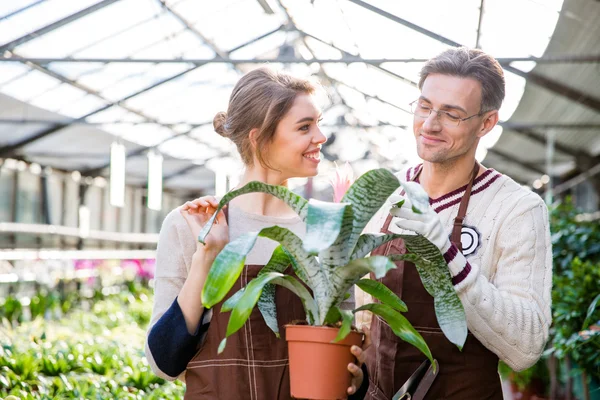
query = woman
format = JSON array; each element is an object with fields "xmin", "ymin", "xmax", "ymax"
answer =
[{"xmin": 145, "ymin": 67, "xmax": 366, "ymax": 399}]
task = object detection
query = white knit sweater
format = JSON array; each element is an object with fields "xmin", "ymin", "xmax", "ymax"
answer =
[
  {"xmin": 145, "ymin": 205, "xmax": 305, "ymax": 380},
  {"xmin": 359, "ymin": 165, "xmax": 553, "ymax": 371}
]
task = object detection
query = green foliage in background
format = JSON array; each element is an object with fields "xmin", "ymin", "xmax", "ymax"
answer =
[{"xmin": 0, "ymin": 284, "xmax": 184, "ymax": 400}]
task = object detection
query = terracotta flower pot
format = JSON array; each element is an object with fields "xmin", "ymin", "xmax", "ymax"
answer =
[{"xmin": 285, "ymin": 325, "xmax": 363, "ymax": 399}]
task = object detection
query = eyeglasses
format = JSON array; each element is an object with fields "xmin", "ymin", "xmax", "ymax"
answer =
[{"xmin": 409, "ymin": 100, "xmax": 484, "ymax": 127}]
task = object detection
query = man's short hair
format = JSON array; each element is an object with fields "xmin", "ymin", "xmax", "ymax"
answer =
[{"xmin": 419, "ymin": 47, "xmax": 506, "ymax": 112}]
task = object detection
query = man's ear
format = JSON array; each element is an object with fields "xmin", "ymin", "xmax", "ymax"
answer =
[{"xmin": 477, "ymin": 110, "xmax": 499, "ymax": 139}]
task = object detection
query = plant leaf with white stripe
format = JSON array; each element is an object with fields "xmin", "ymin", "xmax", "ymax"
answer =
[
  {"xmin": 257, "ymin": 245, "xmax": 294, "ymax": 337},
  {"xmin": 319, "ymin": 203, "xmax": 355, "ymax": 268},
  {"xmin": 324, "ymin": 256, "xmax": 397, "ymax": 324},
  {"xmin": 341, "ymin": 169, "xmax": 400, "ymax": 259},
  {"xmin": 351, "ymin": 233, "xmax": 398, "ymax": 260},
  {"xmin": 391, "ymin": 234, "xmax": 467, "ymax": 350},
  {"xmin": 303, "ymin": 199, "xmax": 350, "ymax": 255},
  {"xmin": 198, "ymin": 181, "xmax": 309, "ymax": 244}
]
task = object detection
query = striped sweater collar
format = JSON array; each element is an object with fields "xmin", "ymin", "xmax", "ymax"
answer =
[{"xmin": 406, "ymin": 164, "xmax": 502, "ymax": 212}]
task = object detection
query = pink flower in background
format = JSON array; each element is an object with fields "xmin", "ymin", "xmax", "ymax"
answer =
[{"xmin": 330, "ymin": 162, "xmax": 354, "ymax": 203}]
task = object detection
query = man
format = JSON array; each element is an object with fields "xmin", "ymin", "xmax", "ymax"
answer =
[{"xmin": 356, "ymin": 47, "xmax": 552, "ymax": 399}]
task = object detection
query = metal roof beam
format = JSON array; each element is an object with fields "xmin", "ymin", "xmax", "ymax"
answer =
[
  {"xmin": 157, "ymin": 0, "xmax": 228, "ymax": 59},
  {"xmin": 0, "ymin": 0, "xmax": 121, "ymax": 52},
  {"xmin": 503, "ymin": 65, "xmax": 600, "ymax": 113},
  {"xmin": 510, "ymin": 128, "xmax": 581, "ymax": 158},
  {"xmin": 486, "ymin": 147, "xmax": 546, "ymax": 175},
  {"xmin": 344, "ymin": 0, "xmax": 600, "ymax": 114},
  {"xmin": 0, "ymin": 0, "xmax": 47, "ymax": 21},
  {"xmin": 5, "ymin": 54, "xmax": 599, "ymax": 65},
  {"xmin": 0, "ymin": 62, "xmax": 202, "ymax": 156}
]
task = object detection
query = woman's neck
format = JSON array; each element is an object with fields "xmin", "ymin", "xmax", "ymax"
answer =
[{"xmin": 230, "ymin": 166, "xmax": 297, "ymax": 217}]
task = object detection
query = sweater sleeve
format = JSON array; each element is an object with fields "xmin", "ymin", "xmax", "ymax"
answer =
[
  {"xmin": 145, "ymin": 209, "xmax": 204, "ymax": 380},
  {"xmin": 441, "ymin": 198, "xmax": 552, "ymax": 371}
]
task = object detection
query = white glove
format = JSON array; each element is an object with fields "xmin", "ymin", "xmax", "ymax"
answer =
[{"xmin": 388, "ymin": 194, "xmax": 451, "ymax": 253}]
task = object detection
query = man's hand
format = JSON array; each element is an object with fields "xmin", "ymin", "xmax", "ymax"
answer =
[
  {"xmin": 347, "ymin": 326, "xmax": 372, "ymax": 397},
  {"xmin": 388, "ymin": 195, "xmax": 451, "ymax": 252}
]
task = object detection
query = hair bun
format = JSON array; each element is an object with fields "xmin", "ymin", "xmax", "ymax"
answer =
[{"xmin": 213, "ymin": 111, "xmax": 229, "ymax": 137}]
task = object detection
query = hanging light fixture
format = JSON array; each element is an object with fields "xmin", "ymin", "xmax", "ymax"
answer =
[
  {"xmin": 147, "ymin": 150, "xmax": 163, "ymax": 211},
  {"xmin": 110, "ymin": 142, "xmax": 125, "ymax": 208}
]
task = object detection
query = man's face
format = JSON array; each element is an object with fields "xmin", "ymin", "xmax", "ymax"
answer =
[{"xmin": 413, "ymin": 74, "xmax": 488, "ymax": 165}]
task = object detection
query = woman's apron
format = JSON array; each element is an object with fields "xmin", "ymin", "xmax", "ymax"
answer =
[
  {"xmin": 365, "ymin": 165, "xmax": 503, "ymax": 400},
  {"xmin": 184, "ymin": 210, "xmax": 306, "ymax": 399}
]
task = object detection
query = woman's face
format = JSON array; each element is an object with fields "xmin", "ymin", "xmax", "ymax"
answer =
[{"xmin": 265, "ymin": 93, "xmax": 327, "ymax": 180}]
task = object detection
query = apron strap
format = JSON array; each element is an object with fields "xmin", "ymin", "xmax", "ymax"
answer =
[
  {"xmin": 450, "ymin": 163, "xmax": 479, "ymax": 252},
  {"xmin": 381, "ymin": 163, "xmax": 480, "ymax": 250}
]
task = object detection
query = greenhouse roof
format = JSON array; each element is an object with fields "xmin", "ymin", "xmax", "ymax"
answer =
[{"xmin": 0, "ymin": 0, "xmax": 598, "ymax": 197}]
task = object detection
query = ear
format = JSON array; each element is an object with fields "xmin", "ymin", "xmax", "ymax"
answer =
[
  {"xmin": 477, "ymin": 110, "xmax": 499, "ymax": 139},
  {"xmin": 248, "ymin": 128, "xmax": 259, "ymax": 150}
]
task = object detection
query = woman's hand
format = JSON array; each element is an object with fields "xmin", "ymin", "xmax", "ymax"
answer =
[
  {"xmin": 180, "ymin": 196, "xmax": 229, "ymax": 258},
  {"xmin": 347, "ymin": 326, "xmax": 372, "ymax": 397}
]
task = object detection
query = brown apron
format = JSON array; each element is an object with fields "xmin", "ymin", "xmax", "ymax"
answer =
[
  {"xmin": 184, "ymin": 210, "xmax": 306, "ymax": 399},
  {"xmin": 365, "ymin": 165, "xmax": 503, "ymax": 400}
]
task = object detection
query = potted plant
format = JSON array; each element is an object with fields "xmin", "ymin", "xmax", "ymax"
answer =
[{"xmin": 198, "ymin": 168, "xmax": 468, "ymax": 399}]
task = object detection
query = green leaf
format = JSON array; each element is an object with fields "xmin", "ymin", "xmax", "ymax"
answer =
[
  {"xmin": 391, "ymin": 234, "xmax": 468, "ymax": 350},
  {"xmin": 303, "ymin": 200, "xmax": 350, "ymax": 255},
  {"xmin": 582, "ymin": 293, "xmax": 600, "ymax": 330},
  {"xmin": 356, "ymin": 279, "xmax": 407, "ymax": 312},
  {"xmin": 201, "ymin": 232, "xmax": 260, "ymax": 307},
  {"xmin": 341, "ymin": 168, "xmax": 400, "ymax": 260},
  {"xmin": 351, "ymin": 233, "xmax": 397, "ymax": 260},
  {"xmin": 355, "ymin": 303, "xmax": 433, "ymax": 366},
  {"xmin": 332, "ymin": 309, "xmax": 355, "ymax": 343},
  {"xmin": 198, "ymin": 181, "xmax": 309, "ymax": 244},
  {"xmin": 222, "ymin": 288, "xmax": 245, "ymax": 312},
  {"xmin": 325, "ymin": 256, "xmax": 397, "ymax": 324},
  {"xmin": 323, "ymin": 305, "xmax": 342, "ymax": 325},
  {"xmin": 220, "ymin": 273, "xmax": 317, "ymax": 353},
  {"xmin": 257, "ymin": 246, "xmax": 294, "ymax": 337},
  {"xmin": 318, "ymin": 203, "xmax": 355, "ymax": 268}
]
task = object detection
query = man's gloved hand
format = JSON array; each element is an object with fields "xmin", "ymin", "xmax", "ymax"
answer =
[{"xmin": 388, "ymin": 194, "xmax": 451, "ymax": 253}]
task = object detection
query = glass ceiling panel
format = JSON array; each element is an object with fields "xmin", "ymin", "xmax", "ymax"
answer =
[
  {"xmin": 132, "ymin": 30, "xmax": 214, "ymax": 59},
  {"xmin": 0, "ymin": 70, "xmax": 61, "ymax": 101},
  {"xmin": 0, "ymin": 62, "xmax": 31, "ymax": 86},
  {"xmin": 102, "ymin": 122, "xmax": 173, "ymax": 147},
  {"xmin": 158, "ymin": 136, "xmax": 219, "ymax": 161},
  {"xmin": 75, "ymin": 62, "xmax": 157, "ymax": 93},
  {"xmin": 0, "ymin": 1, "xmax": 41, "ymax": 19},
  {"xmin": 0, "ymin": 0, "xmax": 101, "ymax": 47},
  {"xmin": 57, "ymin": 93, "xmax": 108, "ymax": 119},
  {"xmin": 15, "ymin": 0, "xmax": 164, "ymax": 58},
  {"xmin": 74, "ymin": 12, "xmax": 184, "ymax": 59},
  {"xmin": 362, "ymin": 0, "xmax": 481, "ymax": 48},
  {"xmin": 124, "ymin": 63, "xmax": 239, "ymax": 124},
  {"xmin": 99, "ymin": 63, "xmax": 194, "ymax": 102},
  {"xmin": 285, "ymin": 0, "xmax": 449, "ymax": 59},
  {"xmin": 29, "ymin": 82, "xmax": 89, "ymax": 112},
  {"xmin": 86, "ymin": 106, "xmax": 145, "ymax": 124},
  {"xmin": 228, "ymin": 31, "xmax": 287, "ymax": 59},
  {"xmin": 171, "ymin": 0, "xmax": 284, "ymax": 51}
]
